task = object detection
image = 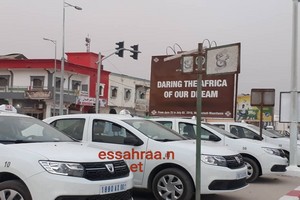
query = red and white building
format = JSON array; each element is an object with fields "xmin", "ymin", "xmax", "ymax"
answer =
[{"xmin": 0, "ymin": 52, "xmax": 149, "ymax": 119}]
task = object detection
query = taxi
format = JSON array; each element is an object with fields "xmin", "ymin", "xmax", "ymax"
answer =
[{"xmin": 0, "ymin": 105, "xmax": 133, "ymax": 200}]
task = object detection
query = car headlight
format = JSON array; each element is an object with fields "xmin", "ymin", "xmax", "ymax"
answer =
[
  {"xmin": 262, "ymin": 147, "xmax": 283, "ymax": 157},
  {"xmin": 39, "ymin": 161, "xmax": 84, "ymax": 177},
  {"xmin": 201, "ymin": 154, "xmax": 227, "ymax": 167}
]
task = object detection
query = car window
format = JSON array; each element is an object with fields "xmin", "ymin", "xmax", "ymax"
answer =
[
  {"xmin": 229, "ymin": 125, "xmax": 257, "ymax": 139},
  {"xmin": 50, "ymin": 118, "xmax": 85, "ymax": 140},
  {"xmin": 92, "ymin": 119, "xmax": 136, "ymax": 145},
  {"xmin": 179, "ymin": 122, "xmax": 196, "ymax": 139},
  {"xmin": 155, "ymin": 121, "xmax": 173, "ymax": 129},
  {"xmin": 248, "ymin": 124, "xmax": 285, "ymax": 138},
  {"xmin": 213, "ymin": 124, "xmax": 225, "ymax": 130},
  {"xmin": 205, "ymin": 124, "xmax": 237, "ymax": 139},
  {"xmin": 0, "ymin": 116, "xmax": 73, "ymax": 143},
  {"xmin": 124, "ymin": 119, "xmax": 185, "ymax": 141}
]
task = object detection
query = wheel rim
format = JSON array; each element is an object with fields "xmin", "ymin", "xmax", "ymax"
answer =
[
  {"xmin": 0, "ymin": 189, "xmax": 24, "ymax": 200},
  {"xmin": 245, "ymin": 161, "xmax": 253, "ymax": 179},
  {"xmin": 157, "ymin": 174, "xmax": 183, "ymax": 200}
]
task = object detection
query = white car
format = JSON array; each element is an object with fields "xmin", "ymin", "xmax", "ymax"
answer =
[
  {"xmin": 44, "ymin": 114, "xmax": 248, "ymax": 200},
  {"xmin": 151, "ymin": 118, "xmax": 288, "ymax": 182},
  {"xmin": 0, "ymin": 105, "xmax": 133, "ymax": 200},
  {"xmin": 211, "ymin": 121, "xmax": 300, "ymax": 165}
]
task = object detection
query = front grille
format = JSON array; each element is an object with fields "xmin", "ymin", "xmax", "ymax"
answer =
[
  {"xmin": 81, "ymin": 160, "xmax": 130, "ymax": 181},
  {"xmin": 55, "ymin": 190, "xmax": 132, "ymax": 200},
  {"xmin": 223, "ymin": 154, "xmax": 244, "ymax": 169},
  {"xmin": 209, "ymin": 178, "xmax": 247, "ymax": 190}
]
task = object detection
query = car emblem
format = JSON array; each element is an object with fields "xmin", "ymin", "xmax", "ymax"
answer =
[
  {"xmin": 105, "ymin": 164, "xmax": 115, "ymax": 174},
  {"xmin": 235, "ymin": 156, "xmax": 241, "ymax": 164}
]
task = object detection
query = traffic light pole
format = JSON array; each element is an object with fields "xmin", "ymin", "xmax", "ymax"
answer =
[
  {"xmin": 95, "ymin": 48, "xmax": 140, "ymax": 113},
  {"xmin": 95, "ymin": 52, "xmax": 102, "ymax": 113}
]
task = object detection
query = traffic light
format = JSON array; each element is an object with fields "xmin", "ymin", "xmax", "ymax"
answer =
[
  {"xmin": 115, "ymin": 41, "xmax": 124, "ymax": 57},
  {"xmin": 130, "ymin": 45, "xmax": 139, "ymax": 60}
]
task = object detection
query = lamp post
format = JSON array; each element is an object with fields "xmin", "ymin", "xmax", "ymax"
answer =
[
  {"xmin": 289, "ymin": 0, "xmax": 299, "ymax": 167},
  {"xmin": 60, "ymin": 0, "xmax": 82, "ymax": 115},
  {"xmin": 43, "ymin": 37, "xmax": 57, "ymax": 116}
]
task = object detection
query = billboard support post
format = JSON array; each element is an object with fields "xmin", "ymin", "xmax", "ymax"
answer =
[
  {"xmin": 250, "ymin": 88, "xmax": 275, "ymax": 137},
  {"xmin": 195, "ymin": 43, "xmax": 203, "ymax": 200}
]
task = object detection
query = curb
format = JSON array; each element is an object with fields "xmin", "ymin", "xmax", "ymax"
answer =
[{"xmin": 279, "ymin": 186, "xmax": 300, "ymax": 200}]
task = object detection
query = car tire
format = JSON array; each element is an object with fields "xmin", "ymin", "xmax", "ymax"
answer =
[
  {"xmin": 152, "ymin": 168, "xmax": 194, "ymax": 200},
  {"xmin": 0, "ymin": 180, "xmax": 32, "ymax": 200},
  {"xmin": 243, "ymin": 157, "xmax": 259, "ymax": 183}
]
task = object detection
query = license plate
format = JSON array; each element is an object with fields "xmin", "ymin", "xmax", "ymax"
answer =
[
  {"xmin": 100, "ymin": 183, "xmax": 127, "ymax": 194},
  {"xmin": 236, "ymin": 170, "xmax": 247, "ymax": 179}
]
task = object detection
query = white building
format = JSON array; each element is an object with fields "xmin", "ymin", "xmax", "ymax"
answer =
[{"xmin": 108, "ymin": 72, "xmax": 150, "ymax": 116}]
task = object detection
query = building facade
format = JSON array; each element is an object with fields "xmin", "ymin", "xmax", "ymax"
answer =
[
  {"xmin": 0, "ymin": 52, "xmax": 150, "ymax": 118},
  {"xmin": 108, "ymin": 72, "xmax": 150, "ymax": 116}
]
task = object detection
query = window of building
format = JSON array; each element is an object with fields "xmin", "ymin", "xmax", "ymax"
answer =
[
  {"xmin": 124, "ymin": 88, "xmax": 131, "ymax": 100},
  {"xmin": 111, "ymin": 86, "xmax": 118, "ymax": 98},
  {"xmin": 81, "ymin": 84, "xmax": 88, "ymax": 95},
  {"xmin": 30, "ymin": 76, "xmax": 44, "ymax": 89},
  {"xmin": 100, "ymin": 84, "xmax": 105, "ymax": 96},
  {"xmin": 139, "ymin": 91, "xmax": 145, "ymax": 99},
  {"xmin": 72, "ymin": 80, "xmax": 81, "ymax": 91},
  {"xmin": 0, "ymin": 76, "xmax": 9, "ymax": 87},
  {"xmin": 96, "ymin": 84, "xmax": 105, "ymax": 97},
  {"xmin": 55, "ymin": 77, "xmax": 60, "ymax": 89},
  {"xmin": 56, "ymin": 77, "xmax": 65, "ymax": 90}
]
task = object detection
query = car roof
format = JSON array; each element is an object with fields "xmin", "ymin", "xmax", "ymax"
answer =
[
  {"xmin": 0, "ymin": 112, "xmax": 33, "ymax": 119},
  {"xmin": 45, "ymin": 113, "xmax": 143, "ymax": 121}
]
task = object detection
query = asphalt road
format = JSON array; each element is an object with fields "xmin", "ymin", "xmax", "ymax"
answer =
[{"xmin": 133, "ymin": 174, "xmax": 300, "ymax": 200}]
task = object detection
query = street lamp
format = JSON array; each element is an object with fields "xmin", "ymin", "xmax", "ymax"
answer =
[
  {"xmin": 43, "ymin": 37, "xmax": 57, "ymax": 116},
  {"xmin": 289, "ymin": 0, "xmax": 299, "ymax": 167},
  {"xmin": 60, "ymin": 0, "xmax": 82, "ymax": 115}
]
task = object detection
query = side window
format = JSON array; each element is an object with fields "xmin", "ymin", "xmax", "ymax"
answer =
[
  {"xmin": 179, "ymin": 123, "xmax": 196, "ymax": 139},
  {"xmin": 241, "ymin": 127, "xmax": 258, "ymax": 139},
  {"xmin": 30, "ymin": 76, "xmax": 44, "ymax": 89},
  {"xmin": 110, "ymin": 86, "xmax": 118, "ymax": 98},
  {"xmin": 92, "ymin": 120, "xmax": 135, "ymax": 145},
  {"xmin": 51, "ymin": 119, "xmax": 85, "ymax": 140},
  {"xmin": 230, "ymin": 125, "xmax": 257, "ymax": 139},
  {"xmin": 201, "ymin": 127, "xmax": 217, "ymax": 140}
]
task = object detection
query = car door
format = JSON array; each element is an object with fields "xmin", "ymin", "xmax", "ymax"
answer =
[{"xmin": 87, "ymin": 117, "xmax": 149, "ymax": 186}]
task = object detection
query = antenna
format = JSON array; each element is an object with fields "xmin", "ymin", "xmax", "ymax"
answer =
[{"xmin": 85, "ymin": 35, "xmax": 91, "ymax": 52}]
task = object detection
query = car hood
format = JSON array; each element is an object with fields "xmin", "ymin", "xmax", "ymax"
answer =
[
  {"xmin": 237, "ymin": 138, "xmax": 281, "ymax": 148},
  {"xmin": 272, "ymin": 137, "xmax": 300, "ymax": 145},
  {"xmin": 11, "ymin": 142, "xmax": 106, "ymax": 162},
  {"xmin": 164, "ymin": 139, "xmax": 239, "ymax": 156}
]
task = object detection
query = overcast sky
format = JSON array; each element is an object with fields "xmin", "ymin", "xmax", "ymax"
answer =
[{"xmin": 1, "ymin": 0, "xmax": 299, "ymax": 113}]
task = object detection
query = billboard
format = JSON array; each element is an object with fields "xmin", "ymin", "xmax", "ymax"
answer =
[
  {"xmin": 279, "ymin": 92, "xmax": 300, "ymax": 122},
  {"xmin": 149, "ymin": 55, "xmax": 235, "ymax": 118},
  {"xmin": 236, "ymin": 95, "xmax": 273, "ymax": 122}
]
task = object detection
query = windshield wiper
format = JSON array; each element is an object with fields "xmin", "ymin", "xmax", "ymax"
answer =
[
  {"xmin": 0, "ymin": 140, "xmax": 38, "ymax": 144},
  {"xmin": 154, "ymin": 139, "xmax": 179, "ymax": 142},
  {"xmin": 0, "ymin": 140, "xmax": 63, "ymax": 144}
]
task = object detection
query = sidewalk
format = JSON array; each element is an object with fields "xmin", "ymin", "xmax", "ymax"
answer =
[{"xmin": 279, "ymin": 166, "xmax": 300, "ymax": 200}]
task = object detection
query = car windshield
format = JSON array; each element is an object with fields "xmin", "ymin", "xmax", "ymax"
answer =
[
  {"xmin": 204, "ymin": 123, "xmax": 239, "ymax": 139},
  {"xmin": 248, "ymin": 124, "xmax": 284, "ymax": 138},
  {"xmin": 0, "ymin": 116, "xmax": 74, "ymax": 143},
  {"xmin": 267, "ymin": 129, "xmax": 287, "ymax": 137},
  {"xmin": 123, "ymin": 119, "xmax": 186, "ymax": 141}
]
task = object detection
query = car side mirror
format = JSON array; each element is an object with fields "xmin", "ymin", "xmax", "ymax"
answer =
[
  {"xmin": 124, "ymin": 136, "xmax": 144, "ymax": 146},
  {"xmin": 208, "ymin": 134, "xmax": 221, "ymax": 142},
  {"xmin": 253, "ymin": 135, "xmax": 263, "ymax": 141}
]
